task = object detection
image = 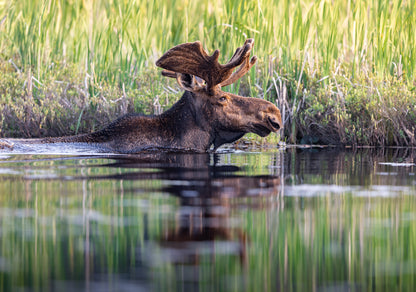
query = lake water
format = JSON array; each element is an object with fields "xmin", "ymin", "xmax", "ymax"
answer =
[{"xmin": 0, "ymin": 145, "xmax": 415, "ymax": 291}]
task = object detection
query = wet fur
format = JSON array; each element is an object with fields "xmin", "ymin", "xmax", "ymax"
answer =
[{"xmin": 44, "ymin": 92, "xmax": 217, "ymax": 152}]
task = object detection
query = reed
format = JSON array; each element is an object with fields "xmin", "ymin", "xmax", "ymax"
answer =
[
  {"xmin": 2, "ymin": 0, "xmax": 414, "ymax": 82},
  {"xmin": 0, "ymin": 0, "xmax": 415, "ymax": 145}
]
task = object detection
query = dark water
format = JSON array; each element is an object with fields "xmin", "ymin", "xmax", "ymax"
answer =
[{"xmin": 0, "ymin": 146, "xmax": 416, "ymax": 291}]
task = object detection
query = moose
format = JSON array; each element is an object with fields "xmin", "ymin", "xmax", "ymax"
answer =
[{"xmin": 0, "ymin": 39, "xmax": 282, "ymax": 153}]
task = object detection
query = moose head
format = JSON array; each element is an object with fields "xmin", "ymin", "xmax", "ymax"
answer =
[{"xmin": 154, "ymin": 38, "xmax": 283, "ymax": 150}]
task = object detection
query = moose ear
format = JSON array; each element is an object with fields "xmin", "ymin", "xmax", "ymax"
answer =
[
  {"xmin": 177, "ymin": 73, "xmax": 193, "ymax": 90},
  {"xmin": 177, "ymin": 73, "xmax": 204, "ymax": 92},
  {"xmin": 160, "ymin": 70, "xmax": 205, "ymax": 92}
]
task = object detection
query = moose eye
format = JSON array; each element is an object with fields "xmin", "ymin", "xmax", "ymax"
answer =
[{"xmin": 219, "ymin": 96, "xmax": 228, "ymax": 102}]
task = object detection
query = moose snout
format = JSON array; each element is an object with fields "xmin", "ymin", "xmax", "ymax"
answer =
[
  {"xmin": 268, "ymin": 116, "xmax": 282, "ymax": 131},
  {"xmin": 263, "ymin": 103, "xmax": 283, "ymax": 132}
]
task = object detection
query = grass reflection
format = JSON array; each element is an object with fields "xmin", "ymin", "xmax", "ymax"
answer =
[
  {"xmin": 244, "ymin": 194, "xmax": 416, "ymax": 291},
  {"xmin": 0, "ymin": 149, "xmax": 415, "ymax": 291}
]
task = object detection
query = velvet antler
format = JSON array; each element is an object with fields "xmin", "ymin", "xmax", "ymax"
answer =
[{"xmin": 156, "ymin": 39, "xmax": 257, "ymax": 90}]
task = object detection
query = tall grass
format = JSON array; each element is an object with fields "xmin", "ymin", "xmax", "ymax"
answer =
[
  {"xmin": 0, "ymin": 0, "xmax": 415, "ymax": 144},
  {"xmin": 2, "ymin": 0, "xmax": 415, "ymax": 84}
]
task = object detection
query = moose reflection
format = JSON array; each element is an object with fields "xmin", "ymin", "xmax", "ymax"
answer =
[
  {"xmin": 159, "ymin": 171, "xmax": 281, "ymax": 266},
  {"xmin": 90, "ymin": 152, "xmax": 283, "ymax": 267}
]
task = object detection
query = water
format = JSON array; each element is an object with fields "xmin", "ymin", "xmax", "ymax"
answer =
[{"xmin": 0, "ymin": 145, "xmax": 415, "ymax": 291}]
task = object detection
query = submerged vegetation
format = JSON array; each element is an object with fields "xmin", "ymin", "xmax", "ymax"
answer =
[{"xmin": 0, "ymin": 0, "xmax": 415, "ymax": 145}]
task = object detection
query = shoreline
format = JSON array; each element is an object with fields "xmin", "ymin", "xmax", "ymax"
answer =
[{"xmin": 2, "ymin": 64, "xmax": 414, "ymax": 147}]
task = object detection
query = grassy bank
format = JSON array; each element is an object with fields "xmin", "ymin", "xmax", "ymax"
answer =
[{"xmin": 0, "ymin": 0, "xmax": 415, "ymax": 146}]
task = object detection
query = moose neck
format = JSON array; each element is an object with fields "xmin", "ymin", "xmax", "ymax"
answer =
[{"xmin": 158, "ymin": 91, "xmax": 214, "ymax": 151}]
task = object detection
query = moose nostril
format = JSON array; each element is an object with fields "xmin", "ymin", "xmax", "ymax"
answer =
[{"xmin": 268, "ymin": 117, "xmax": 281, "ymax": 130}]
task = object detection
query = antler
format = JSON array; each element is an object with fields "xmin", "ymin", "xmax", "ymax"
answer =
[
  {"xmin": 219, "ymin": 45, "xmax": 257, "ymax": 87},
  {"xmin": 156, "ymin": 39, "xmax": 257, "ymax": 90}
]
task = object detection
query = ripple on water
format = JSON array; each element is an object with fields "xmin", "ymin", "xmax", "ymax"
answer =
[
  {"xmin": 379, "ymin": 162, "xmax": 415, "ymax": 167},
  {"xmin": 1, "ymin": 141, "xmax": 116, "ymax": 156},
  {"xmin": 354, "ymin": 185, "xmax": 414, "ymax": 197},
  {"xmin": 284, "ymin": 184, "xmax": 357, "ymax": 197},
  {"xmin": 0, "ymin": 168, "xmax": 21, "ymax": 175},
  {"xmin": 284, "ymin": 184, "xmax": 414, "ymax": 197}
]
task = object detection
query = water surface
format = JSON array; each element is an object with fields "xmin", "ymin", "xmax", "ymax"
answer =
[{"xmin": 0, "ymin": 146, "xmax": 415, "ymax": 291}]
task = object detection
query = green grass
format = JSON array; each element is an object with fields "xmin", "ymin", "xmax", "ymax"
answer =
[{"xmin": 0, "ymin": 0, "xmax": 415, "ymax": 145}]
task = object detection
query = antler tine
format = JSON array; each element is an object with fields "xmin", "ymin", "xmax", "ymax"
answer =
[
  {"xmin": 219, "ymin": 55, "xmax": 257, "ymax": 87},
  {"xmin": 223, "ymin": 39, "xmax": 254, "ymax": 69},
  {"xmin": 219, "ymin": 39, "xmax": 257, "ymax": 87}
]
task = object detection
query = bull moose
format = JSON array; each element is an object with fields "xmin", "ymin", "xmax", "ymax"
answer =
[{"xmin": 0, "ymin": 39, "xmax": 282, "ymax": 153}]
